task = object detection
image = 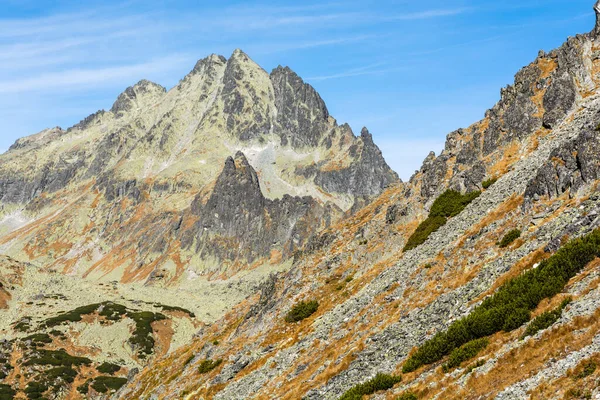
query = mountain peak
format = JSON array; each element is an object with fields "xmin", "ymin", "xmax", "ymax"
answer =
[
  {"xmin": 191, "ymin": 53, "xmax": 227, "ymax": 74},
  {"xmin": 110, "ymin": 79, "xmax": 166, "ymax": 117}
]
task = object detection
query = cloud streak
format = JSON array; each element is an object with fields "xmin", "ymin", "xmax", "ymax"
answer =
[{"xmin": 0, "ymin": 55, "xmax": 192, "ymax": 94}]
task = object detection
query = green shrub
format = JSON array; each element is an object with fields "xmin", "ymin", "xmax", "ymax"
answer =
[
  {"xmin": 43, "ymin": 366, "xmax": 77, "ymax": 383},
  {"xmin": 339, "ymin": 373, "xmax": 402, "ymax": 400},
  {"xmin": 404, "ymin": 190, "xmax": 480, "ymax": 251},
  {"xmin": 127, "ymin": 311, "xmax": 166, "ymax": 358},
  {"xmin": 24, "ymin": 381, "xmax": 48, "ymax": 399},
  {"xmin": 575, "ymin": 360, "xmax": 597, "ymax": 379},
  {"xmin": 14, "ymin": 318, "xmax": 32, "ymax": 332},
  {"xmin": 184, "ymin": 355, "xmax": 195, "ymax": 366},
  {"xmin": 24, "ymin": 349, "xmax": 91, "ymax": 367},
  {"xmin": 482, "ymin": 178, "xmax": 498, "ymax": 189},
  {"xmin": 97, "ymin": 362, "xmax": 121, "ymax": 375},
  {"xmin": 0, "ymin": 384, "xmax": 16, "ymax": 400},
  {"xmin": 442, "ymin": 338, "xmax": 489, "ymax": 371},
  {"xmin": 403, "ymin": 216, "xmax": 447, "ymax": 251},
  {"xmin": 156, "ymin": 304, "xmax": 195, "ymax": 318},
  {"xmin": 23, "ymin": 333, "xmax": 52, "ymax": 346},
  {"xmin": 396, "ymin": 393, "xmax": 418, "ymax": 400},
  {"xmin": 429, "ymin": 190, "xmax": 481, "ymax": 219},
  {"xmin": 97, "ymin": 302, "xmax": 128, "ymax": 321},
  {"xmin": 198, "ymin": 359, "xmax": 223, "ymax": 374},
  {"xmin": 77, "ymin": 379, "xmax": 92, "ymax": 395},
  {"xmin": 403, "ymin": 229, "xmax": 600, "ymax": 373},
  {"xmin": 499, "ymin": 229, "xmax": 521, "ymax": 248},
  {"xmin": 90, "ymin": 376, "xmax": 127, "ymax": 393},
  {"xmin": 285, "ymin": 300, "xmax": 319, "ymax": 323},
  {"xmin": 44, "ymin": 303, "xmax": 101, "ymax": 327},
  {"xmin": 466, "ymin": 359, "xmax": 486, "ymax": 373},
  {"xmin": 522, "ymin": 298, "xmax": 571, "ymax": 339}
]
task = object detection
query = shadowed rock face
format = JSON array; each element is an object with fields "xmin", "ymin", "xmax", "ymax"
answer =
[
  {"xmin": 314, "ymin": 128, "xmax": 399, "ymax": 197},
  {"xmin": 184, "ymin": 152, "xmax": 339, "ymax": 263},
  {"xmin": 525, "ymin": 130, "xmax": 600, "ymax": 200},
  {"xmin": 271, "ymin": 66, "xmax": 330, "ymax": 148}
]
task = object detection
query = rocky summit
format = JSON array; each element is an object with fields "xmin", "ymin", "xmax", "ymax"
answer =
[{"xmin": 5, "ymin": 2, "xmax": 600, "ymax": 400}]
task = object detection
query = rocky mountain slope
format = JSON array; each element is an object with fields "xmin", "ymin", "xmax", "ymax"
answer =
[
  {"xmin": 0, "ymin": 51, "xmax": 397, "ymax": 398},
  {"xmin": 110, "ymin": 4, "xmax": 600, "ymax": 400}
]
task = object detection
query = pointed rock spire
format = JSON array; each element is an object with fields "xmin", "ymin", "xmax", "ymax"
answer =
[{"xmin": 270, "ymin": 65, "xmax": 330, "ymax": 148}]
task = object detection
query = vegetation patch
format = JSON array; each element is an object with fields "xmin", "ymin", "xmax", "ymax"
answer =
[
  {"xmin": 23, "ymin": 333, "xmax": 52, "ymax": 346},
  {"xmin": 41, "ymin": 302, "xmax": 166, "ymax": 358},
  {"xmin": 396, "ymin": 393, "xmax": 418, "ymax": 400},
  {"xmin": 404, "ymin": 190, "xmax": 480, "ymax": 251},
  {"xmin": 184, "ymin": 355, "xmax": 195, "ymax": 366},
  {"xmin": 23, "ymin": 349, "xmax": 91, "ymax": 367},
  {"xmin": 522, "ymin": 298, "xmax": 571, "ymax": 339},
  {"xmin": 97, "ymin": 362, "xmax": 121, "ymax": 375},
  {"xmin": 442, "ymin": 338, "xmax": 489, "ymax": 372},
  {"xmin": 403, "ymin": 216, "xmax": 446, "ymax": 252},
  {"xmin": 482, "ymin": 177, "xmax": 498, "ymax": 189},
  {"xmin": 499, "ymin": 229, "xmax": 521, "ymax": 248},
  {"xmin": 285, "ymin": 300, "xmax": 319, "ymax": 323},
  {"xmin": 156, "ymin": 304, "xmax": 195, "ymax": 318},
  {"xmin": 574, "ymin": 360, "xmax": 597, "ymax": 380},
  {"xmin": 465, "ymin": 359, "xmax": 486, "ymax": 374},
  {"xmin": 97, "ymin": 302, "xmax": 128, "ymax": 321},
  {"xmin": 339, "ymin": 373, "xmax": 401, "ymax": 400},
  {"xmin": 43, "ymin": 303, "xmax": 101, "ymax": 327},
  {"xmin": 0, "ymin": 384, "xmax": 16, "ymax": 400},
  {"xmin": 77, "ymin": 379, "xmax": 92, "ymax": 395},
  {"xmin": 128, "ymin": 311, "xmax": 167, "ymax": 358},
  {"xmin": 198, "ymin": 359, "xmax": 223, "ymax": 374},
  {"xmin": 403, "ymin": 229, "xmax": 600, "ymax": 373},
  {"xmin": 24, "ymin": 381, "xmax": 48, "ymax": 399},
  {"xmin": 90, "ymin": 376, "xmax": 128, "ymax": 394},
  {"xmin": 14, "ymin": 317, "xmax": 32, "ymax": 332}
]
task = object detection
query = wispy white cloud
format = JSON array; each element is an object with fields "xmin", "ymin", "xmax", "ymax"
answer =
[
  {"xmin": 250, "ymin": 34, "xmax": 381, "ymax": 55},
  {"xmin": 306, "ymin": 63, "xmax": 407, "ymax": 81},
  {"xmin": 0, "ymin": 55, "xmax": 192, "ymax": 94},
  {"xmin": 385, "ymin": 7, "xmax": 471, "ymax": 21}
]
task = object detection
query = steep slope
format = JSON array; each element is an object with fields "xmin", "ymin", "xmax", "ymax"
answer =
[{"xmin": 117, "ymin": 6, "xmax": 600, "ymax": 400}]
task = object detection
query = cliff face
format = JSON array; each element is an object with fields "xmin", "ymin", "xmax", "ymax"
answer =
[{"xmin": 115, "ymin": 9, "xmax": 600, "ymax": 400}]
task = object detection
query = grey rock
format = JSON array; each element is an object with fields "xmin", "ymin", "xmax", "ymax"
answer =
[
  {"xmin": 525, "ymin": 129, "xmax": 600, "ymax": 200},
  {"xmin": 182, "ymin": 152, "xmax": 339, "ymax": 263},
  {"xmin": 111, "ymin": 79, "xmax": 166, "ymax": 118},
  {"xmin": 314, "ymin": 127, "xmax": 399, "ymax": 197},
  {"xmin": 271, "ymin": 66, "xmax": 329, "ymax": 148}
]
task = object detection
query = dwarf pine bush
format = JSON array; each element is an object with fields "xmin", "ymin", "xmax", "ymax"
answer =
[
  {"xmin": 403, "ymin": 229, "xmax": 600, "ymax": 373},
  {"xmin": 285, "ymin": 300, "xmax": 319, "ymax": 323},
  {"xmin": 404, "ymin": 190, "xmax": 480, "ymax": 251}
]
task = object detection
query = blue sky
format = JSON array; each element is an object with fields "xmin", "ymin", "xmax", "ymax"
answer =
[{"xmin": 0, "ymin": 0, "xmax": 594, "ymax": 179}]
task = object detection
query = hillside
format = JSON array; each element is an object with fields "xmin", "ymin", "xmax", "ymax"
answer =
[{"xmin": 113, "ymin": 4, "xmax": 600, "ymax": 400}]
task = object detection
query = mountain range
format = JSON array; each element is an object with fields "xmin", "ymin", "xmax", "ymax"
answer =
[{"xmin": 3, "ymin": 3, "xmax": 600, "ymax": 400}]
